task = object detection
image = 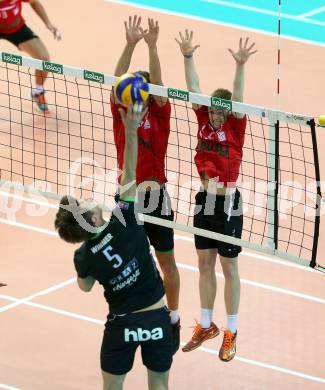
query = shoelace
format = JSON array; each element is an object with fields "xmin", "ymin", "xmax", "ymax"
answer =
[
  {"xmin": 222, "ymin": 329, "xmax": 233, "ymax": 350},
  {"xmin": 190, "ymin": 319, "xmax": 203, "ymax": 339}
]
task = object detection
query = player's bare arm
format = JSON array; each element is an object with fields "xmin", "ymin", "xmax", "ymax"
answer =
[
  {"xmin": 114, "ymin": 15, "xmax": 145, "ymax": 76},
  {"xmin": 119, "ymin": 104, "xmax": 148, "ymax": 200},
  {"xmin": 175, "ymin": 29, "xmax": 201, "ymax": 109},
  {"xmin": 228, "ymin": 37, "xmax": 257, "ymax": 117},
  {"xmin": 143, "ymin": 18, "xmax": 167, "ymax": 105},
  {"xmin": 29, "ymin": 0, "xmax": 61, "ymax": 40},
  {"xmin": 112, "ymin": 15, "xmax": 145, "ymax": 102}
]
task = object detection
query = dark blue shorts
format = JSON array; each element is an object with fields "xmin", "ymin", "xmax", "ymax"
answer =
[
  {"xmin": 0, "ymin": 24, "xmax": 38, "ymax": 47},
  {"xmin": 100, "ymin": 307, "xmax": 173, "ymax": 375},
  {"xmin": 193, "ymin": 189, "xmax": 243, "ymax": 257}
]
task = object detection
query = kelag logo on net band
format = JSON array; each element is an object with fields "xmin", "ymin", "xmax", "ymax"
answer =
[
  {"xmin": 43, "ymin": 61, "xmax": 63, "ymax": 74},
  {"xmin": 168, "ymin": 88, "xmax": 189, "ymax": 102},
  {"xmin": 211, "ymin": 97, "xmax": 232, "ymax": 111},
  {"xmin": 2, "ymin": 53, "xmax": 22, "ymax": 66},
  {"xmin": 84, "ymin": 70, "xmax": 104, "ymax": 84}
]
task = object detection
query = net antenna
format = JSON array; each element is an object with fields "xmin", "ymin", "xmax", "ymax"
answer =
[{"xmin": 0, "ymin": 51, "xmax": 323, "ymax": 273}]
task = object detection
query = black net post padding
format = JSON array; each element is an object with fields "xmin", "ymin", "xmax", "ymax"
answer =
[
  {"xmin": 273, "ymin": 120, "xmax": 280, "ymax": 250},
  {"xmin": 308, "ymin": 118, "xmax": 321, "ymax": 268}
]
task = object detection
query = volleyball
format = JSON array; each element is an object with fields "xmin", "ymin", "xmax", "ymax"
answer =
[
  {"xmin": 318, "ymin": 115, "xmax": 325, "ymax": 127},
  {"xmin": 114, "ymin": 72, "xmax": 149, "ymax": 106}
]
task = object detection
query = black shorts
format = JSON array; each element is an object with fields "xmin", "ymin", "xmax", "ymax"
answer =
[
  {"xmin": 134, "ymin": 188, "xmax": 174, "ymax": 252},
  {"xmin": 100, "ymin": 307, "xmax": 173, "ymax": 375},
  {"xmin": 0, "ymin": 24, "xmax": 38, "ymax": 47},
  {"xmin": 193, "ymin": 189, "xmax": 243, "ymax": 257}
]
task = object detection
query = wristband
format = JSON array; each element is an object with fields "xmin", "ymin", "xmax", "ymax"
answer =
[{"xmin": 184, "ymin": 53, "xmax": 193, "ymax": 59}]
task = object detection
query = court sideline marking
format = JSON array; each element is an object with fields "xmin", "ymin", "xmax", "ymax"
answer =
[
  {"xmin": 0, "ymin": 385, "xmax": 22, "ymax": 390},
  {"xmin": 0, "ymin": 292, "xmax": 324, "ymax": 385},
  {"xmin": 106, "ymin": 0, "xmax": 325, "ymax": 47},
  {"xmin": 0, "ymin": 216, "xmax": 324, "ymax": 305}
]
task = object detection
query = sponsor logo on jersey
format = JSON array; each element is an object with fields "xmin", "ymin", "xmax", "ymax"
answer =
[
  {"xmin": 217, "ymin": 130, "xmax": 226, "ymax": 142},
  {"xmin": 143, "ymin": 119, "xmax": 150, "ymax": 129},
  {"xmin": 112, "ymin": 268, "xmax": 141, "ymax": 291},
  {"xmin": 124, "ymin": 327, "xmax": 163, "ymax": 342},
  {"xmin": 109, "ymin": 258, "xmax": 139, "ymax": 285},
  {"xmin": 197, "ymin": 139, "xmax": 229, "ymax": 157}
]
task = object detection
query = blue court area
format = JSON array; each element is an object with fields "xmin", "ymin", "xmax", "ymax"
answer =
[{"xmin": 109, "ymin": 0, "xmax": 325, "ymax": 46}]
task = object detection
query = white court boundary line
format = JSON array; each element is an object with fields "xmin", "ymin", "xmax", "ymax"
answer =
[
  {"xmin": 0, "ymin": 190, "xmax": 319, "ymax": 273},
  {"xmin": 202, "ymin": 0, "xmax": 325, "ymax": 25},
  {"xmin": 0, "ymin": 216, "xmax": 324, "ymax": 305},
  {"xmin": 298, "ymin": 6, "xmax": 325, "ymax": 19},
  {"xmin": 0, "ymin": 293, "xmax": 324, "ymax": 384},
  {"xmin": 106, "ymin": 0, "xmax": 325, "ymax": 47},
  {"xmin": 0, "ymin": 385, "xmax": 22, "ymax": 390}
]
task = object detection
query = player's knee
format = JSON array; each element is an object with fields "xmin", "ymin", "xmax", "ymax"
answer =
[
  {"xmin": 221, "ymin": 259, "xmax": 239, "ymax": 280},
  {"xmin": 156, "ymin": 252, "xmax": 177, "ymax": 275},
  {"xmin": 198, "ymin": 257, "xmax": 215, "ymax": 275},
  {"xmin": 148, "ymin": 369, "xmax": 169, "ymax": 389},
  {"xmin": 102, "ymin": 371, "xmax": 125, "ymax": 390}
]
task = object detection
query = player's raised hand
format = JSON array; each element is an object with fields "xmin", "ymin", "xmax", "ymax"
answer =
[
  {"xmin": 46, "ymin": 22, "xmax": 62, "ymax": 40},
  {"xmin": 143, "ymin": 18, "xmax": 159, "ymax": 48},
  {"xmin": 175, "ymin": 30, "xmax": 200, "ymax": 57},
  {"xmin": 228, "ymin": 37, "xmax": 257, "ymax": 65},
  {"xmin": 125, "ymin": 15, "xmax": 145, "ymax": 46}
]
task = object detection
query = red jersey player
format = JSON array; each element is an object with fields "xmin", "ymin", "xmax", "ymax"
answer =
[
  {"xmin": 110, "ymin": 15, "xmax": 181, "ymax": 353},
  {"xmin": 0, "ymin": 0, "xmax": 61, "ymax": 112},
  {"xmin": 176, "ymin": 30, "xmax": 257, "ymax": 361}
]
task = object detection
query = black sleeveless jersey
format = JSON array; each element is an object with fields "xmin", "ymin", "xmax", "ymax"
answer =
[{"xmin": 74, "ymin": 201, "xmax": 164, "ymax": 314}]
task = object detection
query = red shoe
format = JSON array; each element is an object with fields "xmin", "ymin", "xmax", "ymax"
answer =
[
  {"xmin": 219, "ymin": 329, "xmax": 237, "ymax": 362},
  {"xmin": 182, "ymin": 320, "xmax": 219, "ymax": 352},
  {"xmin": 32, "ymin": 90, "xmax": 49, "ymax": 113}
]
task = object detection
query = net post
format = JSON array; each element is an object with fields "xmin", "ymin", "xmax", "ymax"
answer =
[
  {"xmin": 308, "ymin": 118, "xmax": 321, "ymax": 268},
  {"xmin": 267, "ymin": 113, "xmax": 279, "ymax": 251}
]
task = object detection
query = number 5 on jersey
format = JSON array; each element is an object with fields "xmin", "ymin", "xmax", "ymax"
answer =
[{"xmin": 102, "ymin": 246, "xmax": 123, "ymax": 268}]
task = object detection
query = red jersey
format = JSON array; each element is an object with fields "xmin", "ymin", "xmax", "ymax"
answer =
[
  {"xmin": 194, "ymin": 106, "xmax": 246, "ymax": 186},
  {"xmin": 111, "ymin": 97, "xmax": 171, "ymax": 185},
  {"xmin": 0, "ymin": 0, "xmax": 28, "ymax": 34}
]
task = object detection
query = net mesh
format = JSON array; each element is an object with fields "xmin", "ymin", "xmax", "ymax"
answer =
[{"xmin": 0, "ymin": 54, "xmax": 320, "ymax": 265}]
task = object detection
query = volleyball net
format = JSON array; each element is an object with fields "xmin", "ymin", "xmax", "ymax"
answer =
[{"xmin": 0, "ymin": 52, "xmax": 323, "ymax": 270}]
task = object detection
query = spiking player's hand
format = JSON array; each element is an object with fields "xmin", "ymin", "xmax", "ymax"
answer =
[
  {"xmin": 143, "ymin": 18, "xmax": 159, "ymax": 48},
  {"xmin": 175, "ymin": 29, "xmax": 200, "ymax": 57},
  {"xmin": 119, "ymin": 104, "xmax": 148, "ymax": 132},
  {"xmin": 228, "ymin": 38, "xmax": 257, "ymax": 65},
  {"xmin": 125, "ymin": 15, "xmax": 145, "ymax": 46}
]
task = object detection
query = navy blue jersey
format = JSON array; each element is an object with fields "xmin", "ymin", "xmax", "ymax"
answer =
[{"xmin": 74, "ymin": 201, "xmax": 164, "ymax": 314}]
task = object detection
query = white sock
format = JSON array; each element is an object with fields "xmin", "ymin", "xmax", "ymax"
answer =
[
  {"xmin": 227, "ymin": 314, "xmax": 238, "ymax": 333},
  {"xmin": 32, "ymin": 85, "xmax": 44, "ymax": 95},
  {"xmin": 170, "ymin": 310, "xmax": 180, "ymax": 324},
  {"xmin": 200, "ymin": 308, "xmax": 213, "ymax": 328}
]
